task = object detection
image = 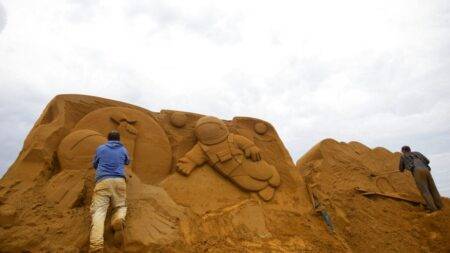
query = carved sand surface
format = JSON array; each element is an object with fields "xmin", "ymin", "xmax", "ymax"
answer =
[{"xmin": 0, "ymin": 94, "xmax": 449, "ymax": 252}]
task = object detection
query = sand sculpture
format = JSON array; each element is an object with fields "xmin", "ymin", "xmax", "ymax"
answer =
[
  {"xmin": 0, "ymin": 95, "xmax": 449, "ymax": 252},
  {"xmin": 176, "ymin": 116, "xmax": 281, "ymax": 201},
  {"xmin": 72, "ymin": 106, "xmax": 172, "ymax": 184}
]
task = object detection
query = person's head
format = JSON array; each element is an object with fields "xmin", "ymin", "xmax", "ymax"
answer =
[
  {"xmin": 108, "ymin": 130, "xmax": 120, "ymax": 141},
  {"xmin": 401, "ymin": 145, "xmax": 411, "ymax": 154}
]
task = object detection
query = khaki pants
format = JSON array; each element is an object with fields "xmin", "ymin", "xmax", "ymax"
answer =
[
  {"xmin": 412, "ymin": 168, "xmax": 443, "ymax": 211},
  {"xmin": 90, "ymin": 177, "xmax": 127, "ymax": 251}
]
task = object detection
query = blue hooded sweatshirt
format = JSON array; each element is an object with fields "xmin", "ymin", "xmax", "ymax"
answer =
[{"xmin": 93, "ymin": 140, "xmax": 130, "ymax": 182}]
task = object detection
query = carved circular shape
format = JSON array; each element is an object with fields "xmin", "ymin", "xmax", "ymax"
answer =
[
  {"xmin": 254, "ymin": 122, "xmax": 268, "ymax": 135},
  {"xmin": 73, "ymin": 107, "xmax": 173, "ymax": 184},
  {"xmin": 170, "ymin": 112, "xmax": 187, "ymax": 128},
  {"xmin": 58, "ymin": 129, "xmax": 107, "ymax": 171}
]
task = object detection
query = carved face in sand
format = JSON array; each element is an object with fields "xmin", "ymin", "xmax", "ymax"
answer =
[{"xmin": 195, "ymin": 116, "xmax": 229, "ymax": 145}]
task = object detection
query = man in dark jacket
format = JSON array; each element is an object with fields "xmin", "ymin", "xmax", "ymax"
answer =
[
  {"xmin": 399, "ymin": 146, "xmax": 443, "ymax": 212},
  {"xmin": 90, "ymin": 131, "xmax": 130, "ymax": 252}
]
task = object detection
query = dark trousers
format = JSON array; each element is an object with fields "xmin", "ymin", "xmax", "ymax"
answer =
[{"xmin": 413, "ymin": 168, "xmax": 443, "ymax": 211}]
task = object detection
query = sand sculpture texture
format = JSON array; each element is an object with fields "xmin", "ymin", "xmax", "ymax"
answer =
[{"xmin": 0, "ymin": 94, "xmax": 449, "ymax": 252}]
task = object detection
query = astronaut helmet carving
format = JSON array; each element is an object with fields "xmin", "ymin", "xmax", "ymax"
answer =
[{"xmin": 194, "ymin": 116, "xmax": 229, "ymax": 145}]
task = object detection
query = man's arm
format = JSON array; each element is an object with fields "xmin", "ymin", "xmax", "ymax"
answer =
[
  {"xmin": 399, "ymin": 156, "xmax": 405, "ymax": 172},
  {"xmin": 124, "ymin": 148, "xmax": 131, "ymax": 165},
  {"xmin": 93, "ymin": 150, "xmax": 100, "ymax": 169},
  {"xmin": 417, "ymin": 152, "xmax": 430, "ymax": 165}
]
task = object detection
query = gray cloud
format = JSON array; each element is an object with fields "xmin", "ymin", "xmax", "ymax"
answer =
[
  {"xmin": 124, "ymin": 0, "xmax": 242, "ymax": 44},
  {"xmin": 0, "ymin": 1, "xmax": 6, "ymax": 34}
]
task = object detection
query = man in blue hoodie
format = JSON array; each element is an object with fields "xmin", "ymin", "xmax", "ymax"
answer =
[{"xmin": 90, "ymin": 130, "xmax": 130, "ymax": 252}]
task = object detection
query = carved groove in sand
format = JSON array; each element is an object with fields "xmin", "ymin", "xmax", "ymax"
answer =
[{"xmin": 176, "ymin": 116, "xmax": 281, "ymax": 201}]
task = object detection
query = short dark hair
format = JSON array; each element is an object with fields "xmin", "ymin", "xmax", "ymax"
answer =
[
  {"xmin": 108, "ymin": 130, "xmax": 120, "ymax": 141},
  {"xmin": 401, "ymin": 145, "xmax": 411, "ymax": 152}
]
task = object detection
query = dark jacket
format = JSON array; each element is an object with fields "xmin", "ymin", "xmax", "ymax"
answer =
[
  {"xmin": 93, "ymin": 141, "xmax": 130, "ymax": 182},
  {"xmin": 399, "ymin": 151, "xmax": 430, "ymax": 172}
]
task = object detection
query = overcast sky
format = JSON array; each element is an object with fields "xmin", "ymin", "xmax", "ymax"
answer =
[{"xmin": 0, "ymin": 0, "xmax": 449, "ymax": 196}]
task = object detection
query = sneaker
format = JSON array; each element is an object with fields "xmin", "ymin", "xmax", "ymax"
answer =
[
  {"xmin": 111, "ymin": 219, "xmax": 125, "ymax": 247},
  {"xmin": 111, "ymin": 219, "xmax": 124, "ymax": 231}
]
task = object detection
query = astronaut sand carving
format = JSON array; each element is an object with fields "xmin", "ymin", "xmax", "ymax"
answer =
[{"xmin": 176, "ymin": 116, "xmax": 281, "ymax": 201}]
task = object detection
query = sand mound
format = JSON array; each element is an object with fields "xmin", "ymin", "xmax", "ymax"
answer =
[
  {"xmin": 0, "ymin": 95, "xmax": 448, "ymax": 252},
  {"xmin": 297, "ymin": 138, "xmax": 450, "ymax": 252}
]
